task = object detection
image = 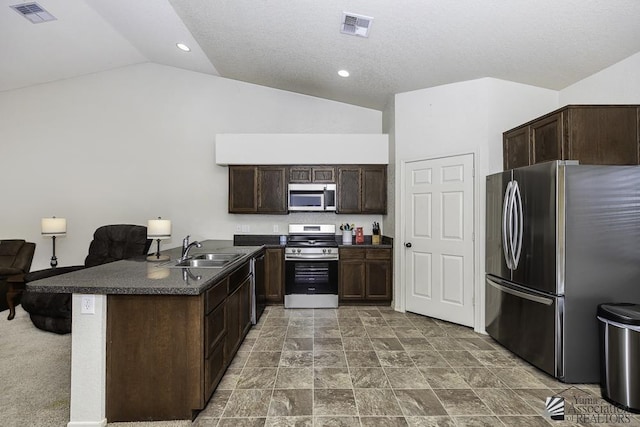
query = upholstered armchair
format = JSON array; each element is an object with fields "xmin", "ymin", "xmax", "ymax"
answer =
[
  {"xmin": 22, "ymin": 224, "xmax": 152, "ymax": 334},
  {"xmin": 0, "ymin": 240, "xmax": 36, "ymax": 320}
]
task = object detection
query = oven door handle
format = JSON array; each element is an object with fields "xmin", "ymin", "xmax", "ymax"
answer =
[{"xmin": 285, "ymin": 254, "xmax": 339, "ymax": 261}]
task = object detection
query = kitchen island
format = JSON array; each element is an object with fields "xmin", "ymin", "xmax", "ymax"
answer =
[{"xmin": 27, "ymin": 240, "xmax": 262, "ymax": 426}]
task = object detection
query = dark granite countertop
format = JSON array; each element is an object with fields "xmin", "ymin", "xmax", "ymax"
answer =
[
  {"xmin": 234, "ymin": 234, "xmax": 393, "ymax": 249},
  {"xmin": 337, "ymin": 243, "xmax": 392, "ymax": 249},
  {"xmin": 26, "ymin": 240, "xmax": 262, "ymax": 296}
]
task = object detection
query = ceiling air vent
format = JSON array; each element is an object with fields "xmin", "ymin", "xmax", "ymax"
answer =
[
  {"xmin": 11, "ymin": 2, "xmax": 56, "ymax": 24},
  {"xmin": 340, "ymin": 12, "xmax": 373, "ymax": 38}
]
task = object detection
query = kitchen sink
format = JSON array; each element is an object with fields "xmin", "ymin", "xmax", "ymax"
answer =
[
  {"xmin": 170, "ymin": 253, "xmax": 243, "ymax": 268},
  {"xmin": 191, "ymin": 253, "xmax": 243, "ymax": 262}
]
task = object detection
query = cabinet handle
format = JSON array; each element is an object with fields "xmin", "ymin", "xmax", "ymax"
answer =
[{"xmin": 405, "ymin": 242, "xmax": 412, "ymax": 248}]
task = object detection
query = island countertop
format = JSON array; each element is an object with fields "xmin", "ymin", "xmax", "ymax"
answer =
[{"xmin": 26, "ymin": 240, "xmax": 263, "ymax": 296}]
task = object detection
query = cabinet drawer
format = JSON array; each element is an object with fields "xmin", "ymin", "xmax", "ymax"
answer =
[
  {"xmin": 366, "ymin": 248, "xmax": 391, "ymax": 260},
  {"xmin": 204, "ymin": 340, "xmax": 226, "ymax": 399},
  {"xmin": 205, "ymin": 278, "xmax": 228, "ymax": 314},
  {"xmin": 206, "ymin": 302, "xmax": 227, "ymax": 358},
  {"xmin": 229, "ymin": 262, "xmax": 251, "ymax": 293},
  {"xmin": 340, "ymin": 248, "xmax": 366, "ymax": 259}
]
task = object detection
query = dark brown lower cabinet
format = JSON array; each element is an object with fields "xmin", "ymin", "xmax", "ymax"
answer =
[
  {"xmin": 204, "ymin": 300, "xmax": 227, "ymax": 398},
  {"xmin": 265, "ymin": 248, "xmax": 284, "ymax": 303},
  {"xmin": 339, "ymin": 248, "xmax": 392, "ymax": 303},
  {"xmin": 106, "ymin": 294, "xmax": 204, "ymax": 422},
  {"xmin": 106, "ymin": 261, "xmax": 252, "ymax": 422},
  {"xmin": 226, "ymin": 275, "xmax": 252, "ymax": 362}
]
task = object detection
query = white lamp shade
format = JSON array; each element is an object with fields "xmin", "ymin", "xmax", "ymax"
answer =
[
  {"xmin": 41, "ymin": 217, "xmax": 67, "ymax": 236},
  {"xmin": 148, "ymin": 219, "xmax": 171, "ymax": 239}
]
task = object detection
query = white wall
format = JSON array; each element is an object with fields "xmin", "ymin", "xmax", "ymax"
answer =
[
  {"xmin": 215, "ymin": 134, "xmax": 389, "ymax": 164},
  {"xmin": 0, "ymin": 63, "xmax": 382, "ymax": 270},
  {"xmin": 560, "ymin": 52, "xmax": 640, "ymax": 104},
  {"xmin": 394, "ymin": 78, "xmax": 558, "ymax": 331}
]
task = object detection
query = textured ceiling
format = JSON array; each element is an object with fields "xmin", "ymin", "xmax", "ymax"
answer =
[{"xmin": 3, "ymin": 0, "xmax": 640, "ymax": 110}]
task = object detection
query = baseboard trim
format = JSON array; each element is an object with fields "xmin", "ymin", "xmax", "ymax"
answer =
[{"xmin": 67, "ymin": 419, "xmax": 107, "ymax": 427}]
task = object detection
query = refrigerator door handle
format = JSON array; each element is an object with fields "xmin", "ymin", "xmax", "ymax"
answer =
[
  {"xmin": 512, "ymin": 180, "xmax": 524, "ymax": 268},
  {"xmin": 502, "ymin": 181, "xmax": 514, "ymax": 269},
  {"xmin": 487, "ymin": 278, "xmax": 554, "ymax": 306}
]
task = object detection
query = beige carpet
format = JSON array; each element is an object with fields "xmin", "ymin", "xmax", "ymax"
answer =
[
  {"xmin": 1, "ymin": 307, "xmax": 193, "ymax": 427},
  {"xmin": 0, "ymin": 306, "xmax": 71, "ymax": 426}
]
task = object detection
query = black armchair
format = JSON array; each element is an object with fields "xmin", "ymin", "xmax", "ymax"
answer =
[
  {"xmin": 22, "ymin": 224, "xmax": 151, "ymax": 334},
  {"xmin": 0, "ymin": 240, "xmax": 36, "ymax": 320}
]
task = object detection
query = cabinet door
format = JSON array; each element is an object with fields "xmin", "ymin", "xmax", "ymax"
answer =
[
  {"xmin": 239, "ymin": 276, "xmax": 252, "ymax": 337},
  {"xmin": 289, "ymin": 166, "xmax": 312, "ymax": 183},
  {"xmin": 531, "ymin": 112, "xmax": 564, "ymax": 165},
  {"xmin": 339, "ymin": 249, "xmax": 366, "ymax": 300},
  {"xmin": 365, "ymin": 260, "xmax": 392, "ymax": 301},
  {"xmin": 204, "ymin": 302, "xmax": 227, "ymax": 399},
  {"xmin": 568, "ymin": 107, "xmax": 638, "ymax": 165},
  {"xmin": 503, "ymin": 127, "xmax": 530, "ymax": 170},
  {"xmin": 205, "ymin": 300, "xmax": 227, "ymax": 358},
  {"xmin": 229, "ymin": 166, "xmax": 257, "ymax": 213},
  {"xmin": 225, "ymin": 288, "xmax": 241, "ymax": 363},
  {"xmin": 258, "ymin": 166, "xmax": 288, "ymax": 213},
  {"xmin": 290, "ymin": 166, "xmax": 336, "ymax": 183},
  {"xmin": 312, "ymin": 166, "xmax": 336, "ymax": 183},
  {"xmin": 337, "ymin": 167, "xmax": 361, "ymax": 213},
  {"xmin": 362, "ymin": 166, "xmax": 387, "ymax": 214},
  {"xmin": 339, "ymin": 261, "xmax": 366, "ymax": 300},
  {"xmin": 265, "ymin": 248, "xmax": 284, "ymax": 303}
]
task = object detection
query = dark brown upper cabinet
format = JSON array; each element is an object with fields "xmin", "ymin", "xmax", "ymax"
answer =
[
  {"xmin": 228, "ymin": 166, "xmax": 287, "ymax": 214},
  {"xmin": 257, "ymin": 166, "xmax": 287, "ymax": 213},
  {"xmin": 289, "ymin": 166, "xmax": 336, "ymax": 183},
  {"xmin": 228, "ymin": 166, "xmax": 257, "ymax": 213},
  {"xmin": 337, "ymin": 165, "xmax": 387, "ymax": 214},
  {"xmin": 229, "ymin": 164, "xmax": 387, "ymax": 214},
  {"xmin": 503, "ymin": 105, "xmax": 639, "ymax": 170}
]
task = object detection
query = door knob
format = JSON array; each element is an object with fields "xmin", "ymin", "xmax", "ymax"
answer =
[{"xmin": 405, "ymin": 242, "xmax": 412, "ymax": 248}]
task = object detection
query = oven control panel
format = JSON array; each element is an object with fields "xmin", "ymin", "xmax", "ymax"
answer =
[
  {"xmin": 284, "ymin": 246, "xmax": 339, "ymax": 261},
  {"xmin": 285, "ymin": 247, "xmax": 336, "ymax": 255}
]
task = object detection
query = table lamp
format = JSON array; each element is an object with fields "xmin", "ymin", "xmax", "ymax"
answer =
[
  {"xmin": 41, "ymin": 217, "xmax": 66, "ymax": 268},
  {"xmin": 147, "ymin": 217, "xmax": 171, "ymax": 262}
]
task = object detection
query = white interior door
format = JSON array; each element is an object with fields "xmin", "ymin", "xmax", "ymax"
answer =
[{"xmin": 404, "ymin": 154, "xmax": 475, "ymax": 327}]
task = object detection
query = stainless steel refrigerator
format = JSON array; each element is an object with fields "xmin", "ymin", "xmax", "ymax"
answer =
[{"xmin": 486, "ymin": 160, "xmax": 640, "ymax": 383}]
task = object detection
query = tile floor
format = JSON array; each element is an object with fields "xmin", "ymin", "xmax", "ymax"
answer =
[{"xmin": 193, "ymin": 306, "xmax": 639, "ymax": 426}]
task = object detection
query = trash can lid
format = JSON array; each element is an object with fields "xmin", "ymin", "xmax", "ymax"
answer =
[{"xmin": 598, "ymin": 303, "xmax": 640, "ymax": 326}]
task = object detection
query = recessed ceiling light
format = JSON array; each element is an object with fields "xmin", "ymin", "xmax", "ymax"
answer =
[
  {"xmin": 338, "ymin": 70, "xmax": 350, "ymax": 77},
  {"xmin": 176, "ymin": 43, "xmax": 191, "ymax": 52}
]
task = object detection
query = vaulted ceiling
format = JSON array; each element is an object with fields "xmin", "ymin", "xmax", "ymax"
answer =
[{"xmin": 3, "ymin": 0, "xmax": 640, "ymax": 110}]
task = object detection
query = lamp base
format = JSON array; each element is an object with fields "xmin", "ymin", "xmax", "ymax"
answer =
[{"xmin": 146, "ymin": 254, "xmax": 170, "ymax": 262}]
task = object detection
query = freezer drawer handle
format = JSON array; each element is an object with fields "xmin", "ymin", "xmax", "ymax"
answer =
[{"xmin": 488, "ymin": 279, "xmax": 554, "ymax": 306}]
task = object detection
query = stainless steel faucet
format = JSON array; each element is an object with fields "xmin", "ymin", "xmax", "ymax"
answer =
[{"xmin": 181, "ymin": 235, "xmax": 202, "ymax": 260}]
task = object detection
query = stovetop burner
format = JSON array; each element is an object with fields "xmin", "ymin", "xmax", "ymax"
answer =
[
  {"xmin": 285, "ymin": 224, "xmax": 339, "ymax": 259},
  {"xmin": 286, "ymin": 237, "xmax": 338, "ymax": 248}
]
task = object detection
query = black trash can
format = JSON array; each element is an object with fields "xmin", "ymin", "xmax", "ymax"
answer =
[{"xmin": 598, "ymin": 303, "xmax": 640, "ymax": 413}]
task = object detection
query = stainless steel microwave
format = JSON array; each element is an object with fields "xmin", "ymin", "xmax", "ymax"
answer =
[{"xmin": 288, "ymin": 183, "xmax": 337, "ymax": 212}]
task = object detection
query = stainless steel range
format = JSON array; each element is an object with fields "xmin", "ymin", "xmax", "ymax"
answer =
[{"xmin": 284, "ymin": 224, "xmax": 339, "ymax": 308}]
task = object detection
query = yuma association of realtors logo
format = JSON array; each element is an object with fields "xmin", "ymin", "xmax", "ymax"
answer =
[{"xmin": 544, "ymin": 386, "xmax": 632, "ymax": 424}]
